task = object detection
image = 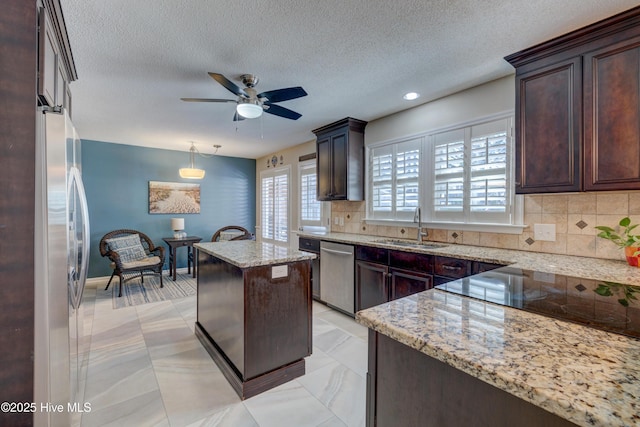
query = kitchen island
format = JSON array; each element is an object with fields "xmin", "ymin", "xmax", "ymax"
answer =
[
  {"xmin": 357, "ymin": 280, "xmax": 640, "ymax": 427},
  {"xmin": 194, "ymin": 240, "xmax": 315, "ymax": 399}
]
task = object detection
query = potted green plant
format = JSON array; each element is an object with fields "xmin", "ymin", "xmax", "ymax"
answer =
[{"xmin": 595, "ymin": 217, "xmax": 640, "ymax": 266}]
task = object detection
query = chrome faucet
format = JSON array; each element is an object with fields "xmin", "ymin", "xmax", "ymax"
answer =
[{"xmin": 413, "ymin": 206, "xmax": 426, "ymax": 242}]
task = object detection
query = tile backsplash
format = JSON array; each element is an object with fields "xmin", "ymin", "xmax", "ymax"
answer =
[{"xmin": 330, "ymin": 192, "xmax": 640, "ymax": 262}]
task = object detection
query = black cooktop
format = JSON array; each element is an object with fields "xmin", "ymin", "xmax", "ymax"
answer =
[{"xmin": 435, "ymin": 266, "xmax": 640, "ymax": 339}]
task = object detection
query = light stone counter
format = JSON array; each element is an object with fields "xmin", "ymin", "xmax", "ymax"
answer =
[
  {"xmin": 297, "ymin": 231, "xmax": 640, "ymax": 285},
  {"xmin": 195, "ymin": 240, "xmax": 315, "ymax": 269},
  {"xmin": 356, "ymin": 290, "xmax": 640, "ymax": 427},
  {"xmin": 298, "ymin": 232, "xmax": 640, "ymax": 426}
]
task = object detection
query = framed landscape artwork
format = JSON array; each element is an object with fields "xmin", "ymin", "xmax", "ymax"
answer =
[{"xmin": 149, "ymin": 181, "xmax": 201, "ymax": 214}]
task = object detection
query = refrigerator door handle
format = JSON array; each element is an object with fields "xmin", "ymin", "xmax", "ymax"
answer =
[{"xmin": 68, "ymin": 166, "xmax": 90, "ymax": 309}]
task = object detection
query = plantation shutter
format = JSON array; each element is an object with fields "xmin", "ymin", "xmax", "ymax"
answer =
[
  {"xmin": 261, "ymin": 168, "xmax": 289, "ymax": 242},
  {"xmin": 300, "ymin": 163, "xmax": 321, "ymax": 225},
  {"xmin": 433, "ymin": 129, "xmax": 466, "ymax": 220},
  {"xmin": 369, "ymin": 137, "xmax": 421, "ymax": 220},
  {"xmin": 395, "ymin": 139, "xmax": 421, "ymax": 213},
  {"xmin": 469, "ymin": 120, "xmax": 509, "ymax": 220},
  {"xmin": 370, "ymin": 145, "xmax": 393, "ymax": 214}
]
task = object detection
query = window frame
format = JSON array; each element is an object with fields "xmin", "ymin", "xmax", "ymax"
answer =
[
  {"xmin": 298, "ymin": 160, "xmax": 323, "ymax": 228},
  {"xmin": 260, "ymin": 165, "xmax": 291, "ymax": 244},
  {"xmin": 365, "ymin": 112, "xmax": 524, "ymax": 234},
  {"xmin": 367, "ymin": 137, "xmax": 422, "ymax": 221}
]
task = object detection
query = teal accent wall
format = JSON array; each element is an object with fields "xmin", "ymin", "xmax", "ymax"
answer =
[{"xmin": 82, "ymin": 140, "xmax": 256, "ymax": 278}]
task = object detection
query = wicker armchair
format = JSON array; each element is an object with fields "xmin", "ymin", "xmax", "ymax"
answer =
[
  {"xmin": 99, "ymin": 229, "xmax": 165, "ymax": 297},
  {"xmin": 211, "ymin": 225, "xmax": 253, "ymax": 242}
]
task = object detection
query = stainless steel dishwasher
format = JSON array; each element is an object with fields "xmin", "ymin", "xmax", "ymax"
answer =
[{"xmin": 320, "ymin": 241, "xmax": 355, "ymax": 315}]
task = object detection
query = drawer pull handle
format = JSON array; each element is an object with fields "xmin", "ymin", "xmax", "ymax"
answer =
[{"xmin": 442, "ymin": 265, "xmax": 460, "ymax": 271}]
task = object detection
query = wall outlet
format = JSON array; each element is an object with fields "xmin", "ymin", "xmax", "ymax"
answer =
[
  {"xmin": 533, "ymin": 223, "xmax": 556, "ymax": 241},
  {"xmin": 334, "ymin": 216, "xmax": 339, "ymax": 225},
  {"xmin": 339, "ymin": 217, "xmax": 344, "ymax": 226}
]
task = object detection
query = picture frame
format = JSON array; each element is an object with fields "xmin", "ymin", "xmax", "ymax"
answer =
[{"xmin": 148, "ymin": 181, "xmax": 200, "ymax": 214}]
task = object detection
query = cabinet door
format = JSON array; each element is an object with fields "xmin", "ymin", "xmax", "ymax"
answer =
[
  {"xmin": 38, "ymin": 8, "xmax": 58, "ymax": 107},
  {"xmin": 356, "ymin": 261, "xmax": 388, "ymax": 311},
  {"xmin": 584, "ymin": 37, "xmax": 640, "ymax": 191},
  {"xmin": 515, "ymin": 57, "xmax": 582, "ymax": 193},
  {"xmin": 389, "ymin": 268, "xmax": 431, "ymax": 300},
  {"xmin": 330, "ymin": 131, "xmax": 348, "ymax": 199},
  {"xmin": 311, "ymin": 257, "xmax": 321, "ymax": 300},
  {"xmin": 316, "ymin": 136, "xmax": 332, "ymax": 200},
  {"xmin": 56, "ymin": 63, "xmax": 66, "ymax": 108}
]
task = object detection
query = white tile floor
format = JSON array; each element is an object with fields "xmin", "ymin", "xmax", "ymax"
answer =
[{"xmin": 79, "ymin": 275, "xmax": 368, "ymax": 427}]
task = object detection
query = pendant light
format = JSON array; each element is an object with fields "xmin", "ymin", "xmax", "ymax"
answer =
[{"xmin": 179, "ymin": 142, "xmax": 206, "ymax": 179}]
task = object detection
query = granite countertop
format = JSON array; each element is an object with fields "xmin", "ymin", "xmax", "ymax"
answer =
[
  {"xmin": 300, "ymin": 231, "xmax": 640, "ymax": 426},
  {"xmin": 297, "ymin": 231, "xmax": 640, "ymax": 285},
  {"xmin": 356, "ymin": 289, "xmax": 640, "ymax": 427},
  {"xmin": 195, "ymin": 240, "xmax": 316, "ymax": 268}
]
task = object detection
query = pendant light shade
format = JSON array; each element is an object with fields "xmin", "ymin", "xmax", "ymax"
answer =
[{"xmin": 179, "ymin": 142, "xmax": 205, "ymax": 179}]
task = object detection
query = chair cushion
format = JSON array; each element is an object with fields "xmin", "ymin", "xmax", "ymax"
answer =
[
  {"xmin": 105, "ymin": 235, "xmax": 148, "ymax": 263},
  {"xmin": 121, "ymin": 256, "xmax": 162, "ymax": 270}
]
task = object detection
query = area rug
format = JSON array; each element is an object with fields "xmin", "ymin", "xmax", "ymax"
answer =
[{"xmin": 111, "ymin": 271, "xmax": 196, "ymax": 309}]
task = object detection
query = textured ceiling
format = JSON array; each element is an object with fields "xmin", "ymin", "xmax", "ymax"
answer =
[{"xmin": 60, "ymin": 0, "xmax": 639, "ymax": 158}]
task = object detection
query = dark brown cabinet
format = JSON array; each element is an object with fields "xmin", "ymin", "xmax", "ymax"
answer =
[
  {"xmin": 356, "ymin": 260, "xmax": 389, "ymax": 311},
  {"xmin": 196, "ymin": 251, "xmax": 312, "ymax": 399},
  {"xmin": 298, "ymin": 237, "xmax": 321, "ymax": 300},
  {"xmin": 37, "ymin": 3, "xmax": 76, "ymax": 113},
  {"xmin": 313, "ymin": 117, "xmax": 367, "ymax": 201},
  {"xmin": 513, "ymin": 57, "xmax": 582, "ymax": 193},
  {"xmin": 583, "ymin": 36, "xmax": 640, "ymax": 190},
  {"xmin": 355, "ymin": 246, "xmax": 434, "ymax": 311},
  {"xmin": 473, "ymin": 261, "xmax": 507, "ymax": 274},
  {"xmin": 366, "ymin": 331, "xmax": 578, "ymax": 427},
  {"xmin": 505, "ymin": 6, "xmax": 640, "ymax": 193},
  {"xmin": 389, "ymin": 268, "xmax": 431, "ymax": 300},
  {"xmin": 433, "ymin": 255, "xmax": 472, "ymax": 286}
]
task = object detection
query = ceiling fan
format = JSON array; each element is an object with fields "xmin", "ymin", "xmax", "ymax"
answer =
[{"xmin": 181, "ymin": 73, "xmax": 307, "ymax": 121}]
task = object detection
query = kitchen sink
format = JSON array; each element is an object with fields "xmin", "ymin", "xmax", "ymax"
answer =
[{"xmin": 375, "ymin": 239, "xmax": 447, "ymax": 249}]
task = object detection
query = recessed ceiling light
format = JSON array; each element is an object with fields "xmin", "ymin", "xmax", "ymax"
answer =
[{"xmin": 403, "ymin": 92, "xmax": 420, "ymax": 101}]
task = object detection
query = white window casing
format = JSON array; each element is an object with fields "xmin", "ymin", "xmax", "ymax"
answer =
[
  {"xmin": 366, "ymin": 114, "xmax": 524, "ymax": 233},
  {"xmin": 299, "ymin": 161, "xmax": 323, "ymax": 227}
]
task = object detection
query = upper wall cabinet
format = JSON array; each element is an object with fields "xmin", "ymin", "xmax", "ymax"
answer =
[
  {"xmin": 313, "ymin": 117, "xmax": 367, "ymax": 201},
  {"xmin": 505, "ymin": 6, "xmax": 640, "ymax": 194},
  {"xmin": 38, "ymin": 0, "xmax": 77, "ymax": 113}
]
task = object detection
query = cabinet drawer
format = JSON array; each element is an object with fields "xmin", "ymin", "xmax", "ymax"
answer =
[
  {"xmin": 299, "ymin": 237, "xmax": 320, "ymax": 253},
  {"xmin": 472, "ymin": 261, "xmax": 506, "ymax": 274},
  {"xmin": 434, "ymin": 256, "xmax": 471, "ymax": 279},
  {"xmin": 356, "ymin": 245, "xmax": 388, "ymax": 263},
  {"xmin": 389, "ymin": 250, "xmax": 433, "ymax": 274}
]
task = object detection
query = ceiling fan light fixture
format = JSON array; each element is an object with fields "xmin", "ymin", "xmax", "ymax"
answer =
[{"xmin": 237, "ymin": 102, "xmax": 263, "ymax": 119}]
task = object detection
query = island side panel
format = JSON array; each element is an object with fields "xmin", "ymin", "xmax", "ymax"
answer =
[
  {"xmin": 369, "ymin": 331, "xmax": 578, "ymax": 427},
  {"xmin": 244, "ymin": 260, "xmax": 312, "ymax": 380},
  {"xmin": 197, "ymin": 252, "xmax": 245, "ymax": 375}
]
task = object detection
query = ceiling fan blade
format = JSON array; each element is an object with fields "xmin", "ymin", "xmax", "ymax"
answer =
[
  {"xmin": 180, "ymin": 98, "xmax": 236, "ymax": 103},
  {"xmin": 209, "ymin": 73, "xmax": 248, "ymax": 98},
  {"xmin": 257, "ymin": 87, "xmax": 307, "ymax": 103},
  {"xmin": 263, "ymin": 103, "xmax": 302, "ymax": 120},
  {"xmin": 233, "ymin": 111, "xmax": 245, "ymax": 121}
]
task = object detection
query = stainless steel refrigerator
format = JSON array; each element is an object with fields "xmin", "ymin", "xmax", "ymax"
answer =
[{"xmin": 34, "ymin": 107, "xmax": 90, "ymax": 427}]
